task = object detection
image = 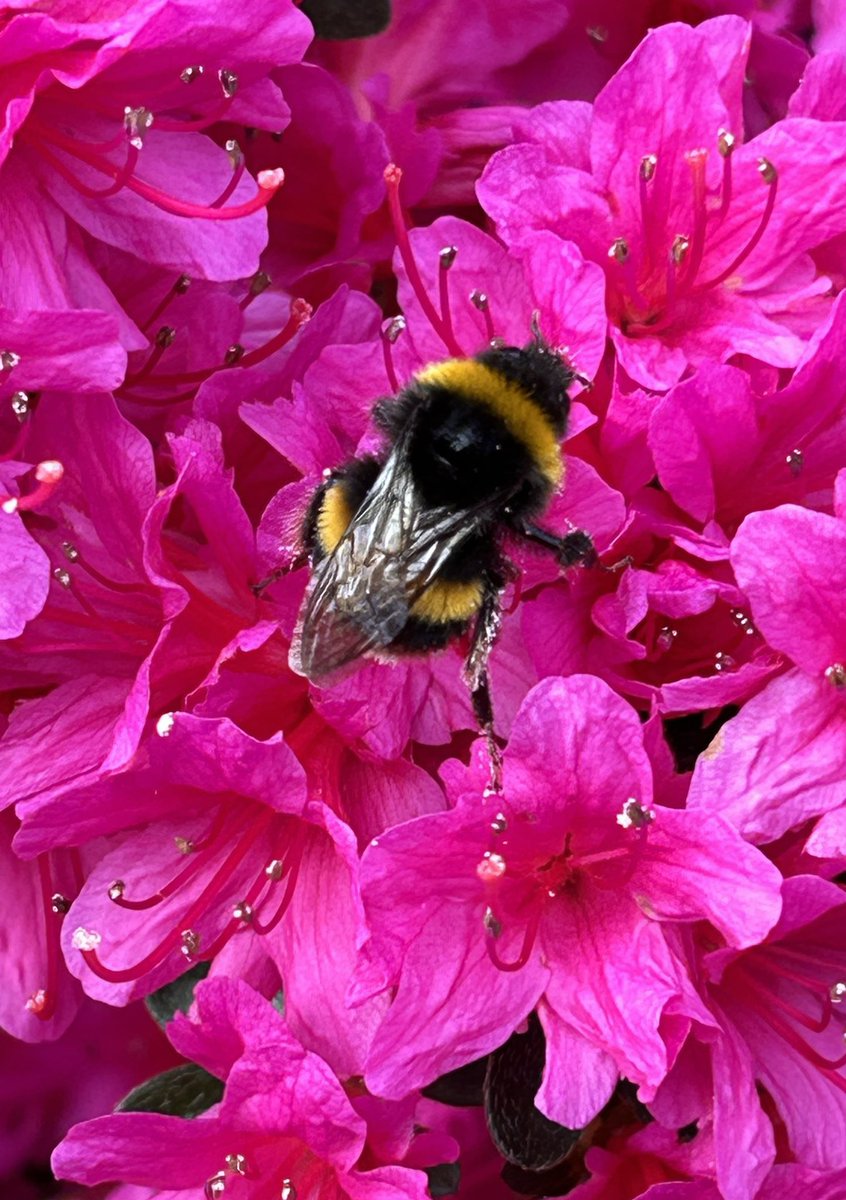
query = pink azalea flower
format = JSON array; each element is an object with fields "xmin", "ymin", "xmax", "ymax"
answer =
[
  {"xmin": 0, "ymin": 401, "xmax": 260, "ymax": 815},
  {"xmin": 687, "ymin": 483, "xmax": 846, "ymax": 851},
  {"xmin": 43, "ymin": 712, "xmax": 374, "ymax": 1078},
  {"xmin": 0, "ymin": 0, "xmax": 310, "ymax": 334},
  {"xmin": 53, "ymin": 978, "xmax": 435, "ymax": 1200},
  {"xmin": 478, "ymin": 17, "xmax": 846, "ymax": 390},
  {"xmin": 654, "ymin": 876, "xmax": 846, "ymax": 1197},
  {"xmin": 356, "ymin": 675, "xmax": 782, "ymax": 1126},
  {"xmin": 649, "ymin": 292, "xmax": 846, "ymax": 536}
]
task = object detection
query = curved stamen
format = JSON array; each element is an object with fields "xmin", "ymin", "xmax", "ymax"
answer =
[
  {"xmin": 438, "ymin": 246, "xmax": 458, "ymax": 347},
  {"xmin": 141, "ymin": 274, "xmax": 191, "ymax": 333},
  {"xmin": 211, "ymin": 141, "xmax": 246, "ymax": 209},
  {"xmin": 1, "ymin": 460, "xmax": 63, "ymax": 514},
  {"xmin": 470, "ymin": 290, "xmax": 496, "ymax": 343},
  {"xmin": 80, "ymin": 812, "xmax": 273, "ymax": 982},
  {"xmin": 28, "ymin": 116, "xmax": 284, "ymax": 221},
  {"xmin": 697, "ymin": 158, "xmax": 778, "ymax": 289},
  {"xmin": 383, "ymin": 164, "xmax": 464, "ymax": 357},
  {"xmin": 28, "ymin": 855, "xmax": 62, "ymax": 1022},
  {"xmin": 485, "ymin": 903, "xmax": 542, "ymax": 973},
  {"xmin": 380, "ymin": 316, "xmax": 405, "ymax": 393},
  {"xmin": 716, "ymin": 130, "xmax": 735, "ymax": 219},
  {"xmin": 679, "ymin": 149, "xmax": 708, "ymax": 291},
  {"xmin": 109, "ymin": 809, "xmax": 237, "ymax": 910}
]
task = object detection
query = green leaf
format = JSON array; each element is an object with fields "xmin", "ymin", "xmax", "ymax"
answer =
[
  {"xmin": 145, "ymin": 961, "xmax": 211, "ymax": 1028},
  {"xmin": 116, "ymin": 1063, "xmax": 224, "ymax": 1119}
]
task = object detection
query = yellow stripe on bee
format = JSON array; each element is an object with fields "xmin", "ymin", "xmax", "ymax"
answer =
[
  {"xmin": 317, "ymin": 482, "xmax": 354, "ymax": 553},
  {"xmin": 411, "ymin": 578, "xmax": 484, "ymax": 624},
  {"xmin": 416, "ymin": 359, "xmax": 563, "ymax": 488}
]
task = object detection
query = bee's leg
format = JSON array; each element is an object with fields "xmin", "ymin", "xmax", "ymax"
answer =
[
  {"xmin": 516, "ymin": 522, "xmax": 632, "ymax": 573},
  {"xmin": 251, "ymin": 549, "xmax": 308, "ymax": 596},
  {"xmin": 516, "ymin": 521, "xmax": 598, "ymax": 568},
  {"xmin": 463, "ymin": 585, "xmax": 504, "ymax": 794}
]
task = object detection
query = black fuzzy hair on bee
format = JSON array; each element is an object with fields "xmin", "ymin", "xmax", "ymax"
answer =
[{"xmin": 282, "ymin": 334, "xmax": 599, "ymax": 787}]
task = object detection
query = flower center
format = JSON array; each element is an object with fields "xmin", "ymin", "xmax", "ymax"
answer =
[
  {"xmin": 607, "ymin": 130, "xmax": 778, "ymax": 335},
  {"xmin": 476, "ymin": 802, "xmax": 653, "ymax": 972}
]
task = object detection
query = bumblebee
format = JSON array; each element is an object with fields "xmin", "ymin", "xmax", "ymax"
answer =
[{"xmin": 287, "ymin": 331, "xmax": 597, "ymax": 773}]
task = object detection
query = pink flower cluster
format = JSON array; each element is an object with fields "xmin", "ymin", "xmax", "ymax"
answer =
[{"xmin": 2, "ymin": 2, "xmax": 846, "ymax": 1198}]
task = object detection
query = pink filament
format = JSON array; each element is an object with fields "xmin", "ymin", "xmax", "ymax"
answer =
[
  {"xmin": 29, "ymin": 116, "xmax": 282, "ymax": 221},
  {"xmin": 83, "ymin": 812, "xmax": 273, "ymax": 982},
  {"xmin": 485, "ymin": 904, "xmax": 542, "ymax": 973},
  {"xmin": 697, "ymin": 168, "xmax": 778, "ymax": 290},
  {"xmin": 110, "ymin": 808, "xmax": 234, "ymax": 910},
  {"xmin": 383, "ymin": 165, "xmax": 463, "ymax": 357},
  {"xmin": 31, "ymin": 855, "xmax": 61, "ymax": 1022}
]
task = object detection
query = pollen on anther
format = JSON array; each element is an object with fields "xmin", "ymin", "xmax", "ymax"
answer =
[
  {"xmin": 205, "ymin": 1171, "xmax": 227, "ymax": 1200},
  {"xmin": 586, "ymin": 24, "xmax": 608, "ymax": 42},
  {"xmin": 225, "ymin": 1154, "xmax": 248, "ymax": 1176},
  {"xmin": 617, "ymin": 798, "xmax": 655, "ymax": 830},
  {"xmin": 830, "ymin": 981, "xmax": 846, "ymax": 1004},
  {"xmin": 490, "ymin": 812, "xmax": 508, "ymax": 834},
  {"xmin": 10, "ymin": 391, "xmax": 30, "ymax": 420},
  {"xmin": 257, "ymin": 168, "xmax": 285, "ymax": 190},
  {"xmin": 51, "ymin": 893, "xmax": 71, "ymax": 914},
  {"xmin": 717, "ymin": 129, "xmax": 736, "ymax": 158},
  {"xmin": 155, "ymin": 325, "xmax": 176, "ymax": 349},
  {"xmin": 825, "ymin": 663, "xmax": 846, "ymax": 689},
  {"xmin": 640, "ymin": 154, "xmax": 657, "ymax": 182},
  {"xmin": 108, "ymin": 880, "xmax": 126, "ymax": 902},
  {"xmin": 476, "ymin": 851, "xmax": 506, "ymax": 882},
  {"xmin": 52, "ymin": 567, "xmax": 71, "ymax": 588},
  {"xmin": 180, "ymin": 65, "xmax": 205, "ymax": 84},
  {"xmin": 156, "ymin": 712, "xmax": 176, "ymax": 737},
  {"xmin": 123, "ymin": 106, "xmax": 154, "ymax": 149},
  {"xmin": 218, "ymin": 69, "xmax": 239, "ymax": 98},
  {"xmin": 72, "ymin": 927, "xmax": 102, "ymax": 951},
  {"xmin": 233, "ymin": 901, "xmax": 253, "ymax": 922},
  {"xmin": 0, "ymin": 350, "xmax": 20, "ymax": 372},
  {"xmin": 439, "ymin": 245, "xmax": 458, "ymax": 269},
  {"xmin": 608, "ymin": 237, "xmax": 629, "ymax": 263},
  {"xmin": 181, "ymin": 929, "xmax": 201, "ymax": 958},
  {"xmin": 25, "ymin": 989, "xmax": 48, "ymax": 1014},
  {"xmin": 757, "ymin": 157, "xmax": 777, "ymax": 184},
  {"xmin": 175, "ymin": 836, "xmax": 195, "ymax": 854},
  {"xmin": 61, "ymin": 541, "xmax": 79, "ymax": 562},
  {"xmin": 786, "ymin": 448, "xmax": 804, "ymax": 476},
  {"xmin": 483, "ymin": 906, "xmax": 502, "ymax": 938},
  {"xmin": 224, "ymin": 344, "xmax": 245, "ymax": 366},
  {"xmin": 265, "ymin": 859, "xmax": 285, "ymax": 880},
  {"xmin": 469, "ymin": 289, "xmax": 489, "ymax": 311},
  {"xmin": 36, "ymin": 461, "xmax": 63, "ymax": 484},
  {"xmin": 672, "ymin": 235, "xmax": 691, "ymax": 264},
  {"xmin": 225, "ymin": 139, "xmax": 243, "ymax": 169},
  {"xmin": 280, "ymin": 1181, "xmax": 297, "ymax": 1200},
  {"xmin": 383, "ymin": 315, "xmax": 406, "ymax": 343}
]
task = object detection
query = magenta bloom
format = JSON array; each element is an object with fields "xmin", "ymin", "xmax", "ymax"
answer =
[
  {"xmin": 688, "ymin": 489, "xmax": 846, "ymax": 851},
  {"xmin": 357, "ymin": 675, "xmax": 782, "ymax": 1126},
  {"xmin": 53, "ymin": 978, "xmax": 433, "ymax": 1200},
  {"xmin": 479, "ymin": 17, "xmax": 846, "ymax": 390},
  {"xmin": 0, "ymin": 0, "xmax": 310, "ymax": 331},
  {"xmin": 654, "ymin": 876, "xmax": 846, "ymax": 1198}
]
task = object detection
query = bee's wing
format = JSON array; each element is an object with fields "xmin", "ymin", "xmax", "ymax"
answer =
[{"xmin": 290, "ymin": 441, "xmax": 496, "ymax": 682}]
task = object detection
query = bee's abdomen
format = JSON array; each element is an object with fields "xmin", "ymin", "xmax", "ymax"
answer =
[{"xmin": 305, "ymin": 457, "xmax": 381, "ymax": 560}]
